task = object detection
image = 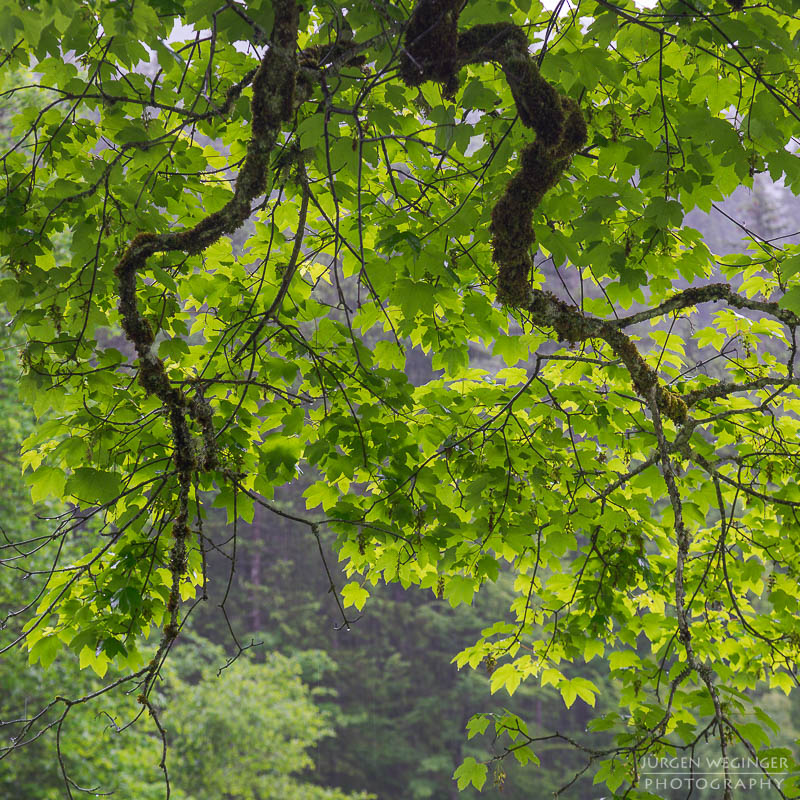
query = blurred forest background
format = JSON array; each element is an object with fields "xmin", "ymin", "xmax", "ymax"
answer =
[{"xmin": 3, "ymin": 69, "xmax": 800, "ymax": 800}]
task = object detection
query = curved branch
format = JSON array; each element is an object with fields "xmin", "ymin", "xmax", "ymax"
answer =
[
  {"xmin": 527, "ymin": 288, "xmax": 689, "ymax": 422},
  {"xmin": 113, "ymin": 0, "xmax": 300, "ymax": 697},
  {"xmin": 395, "ymin": 6, "xmax": 695, "ymax": 423},
  {"xmin": 398, "ymin": 6, "xmax": 587, "ymax": 305},
  {"xmin": 612, "ymin": 282, "xmax": 800, "ymax": 329}
]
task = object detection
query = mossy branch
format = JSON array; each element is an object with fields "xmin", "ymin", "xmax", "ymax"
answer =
[
  {"xmin": 612, "ymin": 282, "xmax": 800, "ymax": 329},
  {"xmin": 398, "ymin": 5, "xmax": 800, "ymax": 423},
  {"xmin": 527, "ymin": 289, "xmax": 688, "ymax": 423},
  {"xmin": 522, "ymin": 279, "xmax": 800, "ymax": 421},
  {"xmin": 398, "ymin": 5, "xmax": 690, "ymax": 420},
  {"xmin": 114, "ymin": 0, "xmax": 300, "ymax": 696},
  {"xmin": 399, "ymin": 7, "xmax": 587, "ymax": 305}
]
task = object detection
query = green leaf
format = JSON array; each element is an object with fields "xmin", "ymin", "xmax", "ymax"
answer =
[
  {"xmin": 490, "ymin": 663, "xmax": 521, "ymax": 696},
  {"xmin": 28, "ymin": 634, "xmax": 61, "ymax": 669},
  {"xmin": 779, "ymin": 286, "xmax": 800, "ymax": 314},
  {"xmin": 466, "ymin": 714, "xmax": 491, "ymax": 739},
  {"xmin": 29, "ymin": 466, "xmax": 66, "ymax": 504},
  {"xmin": 66, "ymin": 468, "xmax": 123, "ymax": 505},
  {"xmin": 609, "ymin": 651, "xmax": 640, "ymax": 671},
  {"xmin": 443, "ymin": 575, "xmax": 476, "ymax": 608},
  {"xmin": 454, "ymin": 757, "xmax": 488, "ymax": 791},
  {"xmin": 560, "ymin": 680, "xmax": 577, "ymax": 709},
  {"xmin": 341, "ymin": 582, "xmax": 369, "ymax": 611}
]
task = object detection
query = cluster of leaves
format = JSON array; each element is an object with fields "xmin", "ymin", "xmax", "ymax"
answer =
[
  {"xmin": 0, "ymin": 303, "xmax": 369, "ymax": 799},
  {"xmin": 213, "ymin": 509, "xmax": 617, "ymax": 798},
  {"xmin": 3, "ymin": 0, "xmax": 800, "ymax": 796}
]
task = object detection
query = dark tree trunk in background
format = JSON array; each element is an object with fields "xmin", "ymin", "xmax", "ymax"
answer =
[{"xmin": 249, "ymin": 503, "xmax": 265, "ymax": 632}]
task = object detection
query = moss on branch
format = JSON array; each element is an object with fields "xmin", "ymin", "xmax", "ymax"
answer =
[
  {"xmin": 398, "ymin": 3, "xmax": 699, "ymax": 421},
  {"xmin": 400, "ymin": 0, "xmax": 463, "ymax": 97},
  {"xmin": 528, "ymin": 289, "xmax": 688, "ymax": 423},
  {"xmin": 400, "ymin": 9, "xmax": 587, "ymax": 306},
  {"xmin": 114, "ymin": 0, "xmax": 300, "ymax": 695}
]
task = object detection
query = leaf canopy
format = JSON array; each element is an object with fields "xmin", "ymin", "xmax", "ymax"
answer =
[{"xmin": 3, "ymin": 0, "xmax": 800, "ymax": 794}]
